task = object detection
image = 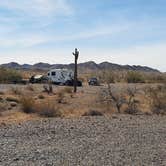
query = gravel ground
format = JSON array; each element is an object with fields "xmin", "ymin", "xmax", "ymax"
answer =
[{"xmin": 0, "ymin": 115, "xmax": 166, "ymax": 166}]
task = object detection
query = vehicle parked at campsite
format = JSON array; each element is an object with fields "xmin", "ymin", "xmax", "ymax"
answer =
[
  {"xmin": 47, "ymin": 69, "xmax": 82, "ymax": 86},
  {"xmin": 29, "ymin": 75, "xmax": 48, "ymax": 84},
  {"xmin": 88, "ymin": 77, "xmax": 100, "ymax": 86}
]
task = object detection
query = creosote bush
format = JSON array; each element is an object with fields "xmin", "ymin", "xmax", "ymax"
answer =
[
  {"xmin": 126, "ymin": 71, "xmax": 145, "ymax": 83},
  {"xmin": 99, "ymin": 84, "xmax": 140, "ymax": 114},
  {"xmin": 99, "ymin": 70, "xmax": 115, "ymax": 83},
  {"xmin": 0, "ymin": 68, "xmax": 22, "ymax": 83},
  {"xmin": 124, "ymin": 87, "xmax": 139, "ymax": 114},
  {"xmin": 145, "ymin": 84, "xmax": 166, "ymax": 115}
]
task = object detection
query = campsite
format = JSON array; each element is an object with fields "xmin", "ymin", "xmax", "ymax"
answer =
[{"xmin": 0, "ymin": 0, "xmax": 166, "ymax": 165}]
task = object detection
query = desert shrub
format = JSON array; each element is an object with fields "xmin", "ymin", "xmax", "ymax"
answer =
[
  {"xmin": 56, "ymin": 87, "xmax": 72, "ymax": 103},
  {"xmin": 0, "ymin": 68, "xmax": 22, "ymax": 83},
  {"xmin": 38, "ymin": 94, "xmax": 45, "ymax": 99},
  {"xmin": 124, "ymin": 87, "xmax": 139, "ymax": 114},
  {"xmin": 99, "ymin": 84, "xmax": 140, "ymax": 114},
  {"xmin": 126, "ymin": 71, "xmax": 145, "ymax": 83},
  {"xmin": 82, "ymin": 110, "xmax": 103, "ymax": 116},
  {"xmin": 145, "ymin": 73, "xmax": 166, "ymax": 83},
  {"xmin": 6, "ymin": 96, "xmax": 19, "ymax": 103},
  {"xmin": 20, "ymin": 96, "xmax": 36, "ymax": 113},
  {"xmin": 37, "ymin": 101, "xmax": 61, "ymax": 117},
  {"xmin": 56, "ymin": 91, "xmax": 65, "ymax": 103},
  {"xmin": 99, "ymin": 84, "xmax": 126, "ymax": 113},
  {"xmin": 99, "ymin": 70, "xmax": 115, "ymax": 83},
  {"xmin": 20, "ymin": 95, "xmax": 62, "ymax": 117},
  {"xmin": 107, "ymin": 84, "xmax": 126, "ymax": 113},
  {"xmin": 145, "ymin": 85, "xmax": 166, "ymax": 115},
  {"xmin": 43, "ymin": 83, "xmax": 53, "ymax": 94}
]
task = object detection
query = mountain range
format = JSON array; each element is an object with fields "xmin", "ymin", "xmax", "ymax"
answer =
[{"xmin": 0, "ymin": 61, "xmax": 159, "ymax": 72}]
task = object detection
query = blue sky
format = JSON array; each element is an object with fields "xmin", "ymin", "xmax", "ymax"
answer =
[{"xmin": 0, "ymin": 0, "xmax": 166, "ymax": 71}]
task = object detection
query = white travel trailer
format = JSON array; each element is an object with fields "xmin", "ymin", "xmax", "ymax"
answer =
[{"xmin": 47, "ymin": 69, "xmax": 74, "ymax": 85}]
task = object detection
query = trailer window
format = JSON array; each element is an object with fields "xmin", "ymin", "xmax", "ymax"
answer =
[
  {"xmin": 51, "ymin": 72, "xmax": 56, "ymax": 76},
  {"xmin": 48, "ymin": 73, "xmax": 50, "ymax": 76}
]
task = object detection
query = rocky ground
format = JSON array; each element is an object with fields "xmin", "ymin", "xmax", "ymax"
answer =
[{"xmin": 0, "ymin": 114, "xmax": 165, "ymax": 166}]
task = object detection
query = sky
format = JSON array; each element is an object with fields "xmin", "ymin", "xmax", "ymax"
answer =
[{"xmin": 0, "ymin": 0, "xmax": 166, "ymax": 71}]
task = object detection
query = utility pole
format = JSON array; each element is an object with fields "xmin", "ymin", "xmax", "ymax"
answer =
[{"xmin": 72, "ymin": 48, "xmax": 79, "ymax": 93}]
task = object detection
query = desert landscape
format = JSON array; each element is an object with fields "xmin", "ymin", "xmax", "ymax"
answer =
[
  {"xmin": 0, "ymin": 65, "xmax": 165, "ymax": 165},
  {"xmin": 1, "ymin": 0, "xmax": 166, "ymax": 165}
]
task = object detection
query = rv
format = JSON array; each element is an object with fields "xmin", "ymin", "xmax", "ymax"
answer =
[{"xmin": 47, "ymin": 69, "xmax": 82, "ymax": 86}]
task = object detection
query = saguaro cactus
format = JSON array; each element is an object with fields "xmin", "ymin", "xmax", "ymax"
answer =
[{"xmin": 72, "ymin": 48, "xmax": 79, "ymax": 93}]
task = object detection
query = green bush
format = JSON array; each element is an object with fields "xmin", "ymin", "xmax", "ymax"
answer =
[
  {"xmin": 0, "ymin": 68, "xmax": 22, "ymax": 83},
  {"xmin": 126, "ymin": 71, "xmax": 145, "ymax": 83}
]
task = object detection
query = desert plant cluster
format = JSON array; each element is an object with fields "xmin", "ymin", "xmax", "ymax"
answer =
[
  {"xmin": 85, "ymin": 70, "xmax": 166, "ymax": 84},
  {"xmin": 98, "ymin": 83, "xmax": 166, "ymax": 115},
  {"xmin": 144, "ymin": 84, "xmax": 166, "ymax": 115},
  {"xmin": 0, "ymin": 68, "xmax": 165, "ymax": 125},
  {"xmin": 0, "ymin": 68, "xmax": 22, "ymax": 84}
]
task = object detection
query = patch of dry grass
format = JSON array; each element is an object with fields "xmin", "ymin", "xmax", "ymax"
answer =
[
  {"xmin": 20, "ymin": 96, "xmax": 36, "ymax": 113},
  {"xmin": 37, "ymin": 100, "xmax": 61, "ymax": 117},
  {"xmin": 20, "ymin": 95, "xmax": 62, "ymax": 117},
  {"xmin": 0, "ymin": 111, "xmax": 39, "ymax": 126}
]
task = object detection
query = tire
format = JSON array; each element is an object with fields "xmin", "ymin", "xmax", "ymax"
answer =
[
  {"xmin": 65, "ymin": 80, "xmax": 73, "ymax": 86},
  {"xmin": 77, "ymin": 81, "xmax": 82, "ymax": 87}
]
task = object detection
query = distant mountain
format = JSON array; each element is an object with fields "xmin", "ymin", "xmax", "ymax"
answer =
[
  {"xmin": 1, "ymin": 62, "xmax": 20, "ymax": 69},
  {"xmin": 0, "ymin": 61, "xmax": 160, "ymax": 72}
]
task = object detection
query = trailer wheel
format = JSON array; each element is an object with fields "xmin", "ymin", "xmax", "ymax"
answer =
[{"xmin": 65, "ymin": 80, "xmax": 73, "ymax": 86}]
